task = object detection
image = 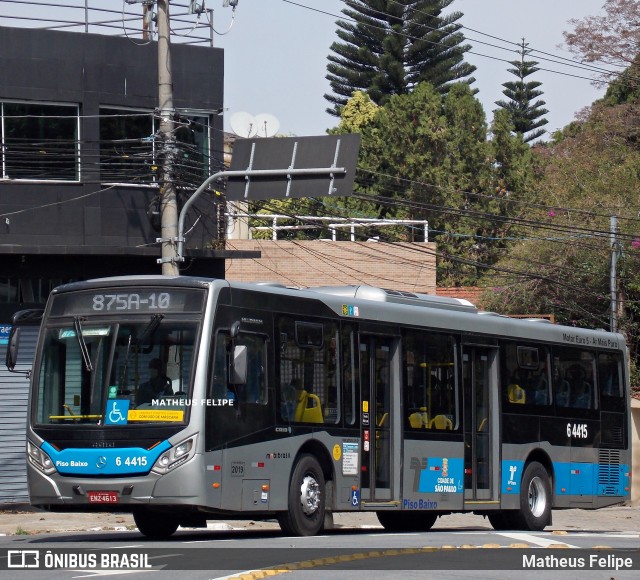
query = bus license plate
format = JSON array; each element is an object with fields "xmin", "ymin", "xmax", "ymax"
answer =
[{"xmin": 87, "ymin": 491, "xmax": 119, "ymax": 504}]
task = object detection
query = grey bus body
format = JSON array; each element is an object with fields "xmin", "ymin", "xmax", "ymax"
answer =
[{"xmin": 16, "ymin": 276, "xmax": 630, "ymax": 537}]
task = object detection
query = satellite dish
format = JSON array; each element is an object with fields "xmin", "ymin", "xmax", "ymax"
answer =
[
  {"xmin": 230, "ymin": 111, "xmax": 258, "ymax": 138},
  {"xmin": 254, "ymin": 113, "xmax": 280, "ymax": 138}
]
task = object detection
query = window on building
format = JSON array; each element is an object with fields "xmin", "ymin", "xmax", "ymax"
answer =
[
  {"xmin": 99, "ymin": 109, "xmax": 154, "ymax": 183},
  {"xmin": 1, "ymin": 102, "xmax": 79, "ymax": 181},
  {"xmin": 99, "ymin": 108, "xmax": 210, "ymax": 185}
]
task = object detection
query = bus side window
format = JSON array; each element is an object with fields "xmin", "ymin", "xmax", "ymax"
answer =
[
  {"xmin": 277, "ymin": 316, "xmax": 338, "ymax": 424},
  {"xmin": 403, "ymin": 329, "xmax": 457, "ymax": 430},
  {"xmin": 503, "ymin": 345, "xmax": 551, "ymax": 407},
  {"xmin": 598, "ymin": 352, "xmax": 624, "ymax": 412},
  {"xmin": 599, "ymin": 353, "xmax": 621, "ymax": 397},
  {"xmin": 210, "ymin": 333, "xmax": 229, "ymax": 399},
  {"xmin": 553, "ymin": 348, "xmax": 596, "ymax": 411},
  {"xmin": 236, "ymin": 334, "xmax": 267, "ymax": 405}
]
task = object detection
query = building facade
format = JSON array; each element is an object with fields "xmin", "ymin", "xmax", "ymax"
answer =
[{"xmin": 0, "ymin": 25, "xmax": 256, "ymax": 502}]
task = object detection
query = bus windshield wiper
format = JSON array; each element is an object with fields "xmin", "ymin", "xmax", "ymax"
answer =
[
  {"xmin": 135, "ymin": 314, "xmax": 164, "ymax": 348},
  {"xmin": 121, "ymin": 314, "xmax": 165, "ymax": 383},
  {"xmin": 73, "ymin": 316, "xmax": 94, "ymax": 373}
]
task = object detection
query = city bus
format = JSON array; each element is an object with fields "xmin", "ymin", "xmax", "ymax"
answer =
[{"xmin": 6, "ymin": 276, "xmax": 631, "ymax": 538}]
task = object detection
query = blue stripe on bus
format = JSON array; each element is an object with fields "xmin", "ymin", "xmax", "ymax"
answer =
[
  {"xmin": 418, "ymin": 457, "xmax": 464, "ymax": 494},
  {"xmin": 41, "ymin": 441, "xmax": 171, "ymax": 476},
  {"xmin": 501, "ymin": 459, "xmax": 629, "ymax": 497}
]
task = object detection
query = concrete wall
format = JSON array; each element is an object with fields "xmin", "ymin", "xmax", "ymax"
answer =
[{"xmin": 224, "ymin": 239, "xmax": 437, "ymax": 293}]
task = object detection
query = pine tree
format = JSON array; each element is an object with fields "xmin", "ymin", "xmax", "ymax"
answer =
[
  {"xmin": 495, "ymin": 39, "xmax": 549, "ymax": 143},
  {"xmin": 325, "ymin": 0, "xmax": 475, "ymax": 116}
]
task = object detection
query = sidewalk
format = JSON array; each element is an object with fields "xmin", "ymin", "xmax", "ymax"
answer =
[{"xmin": 0, "ymin": 504, "xmax": 638, "ymax": 537}]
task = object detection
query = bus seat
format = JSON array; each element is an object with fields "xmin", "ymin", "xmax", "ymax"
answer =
[
  {"xmin": 294, "ymin": 390, "xmax": 308, "ymax": 422},
  {"xmin": 299, "ymin": 392, "xmax": 324, "ymax": 423},
  {"xmin": 429, "ymin": 414, "xmax": 452, "ymax": 430},
  {"xmin": 556, "ymin": 380, "xmax": 570, "ymax": 407},
  {"xmin": 408, "ymin": 412, "xmax": 423, "ymax": 428},
  {"xmin": 572, "ymin": 381, "xmax": 592, "ymax": 408},
  {"xmin": 508, "ymin": 383, "xmax": 526, "ymax": 404}
]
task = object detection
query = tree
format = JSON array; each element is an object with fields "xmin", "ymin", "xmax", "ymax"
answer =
[
  {"xmin": 481, "ymin": 101, "xmax": 640, "ymax": 393},
  {"xmin": 331, "ymin": 90, "xmax": 380, "ymax": 133},
  {"xmin": 601, "ymin": 54, "xmax": 640, "ymax": 106},
  {"xmin": 325, "ymin": 0, "xmax": 475, "ymax": 116},
  {"xmin": 495, "ymin": 39, "xmax": 549, "ymax": 143},
  {"xmin": 352, "ymin": 82, "xmax": 501, "ymax": 284},
  {"xmin": 563, "ymin": 0, "xmax": 640, "ymax": 79}
]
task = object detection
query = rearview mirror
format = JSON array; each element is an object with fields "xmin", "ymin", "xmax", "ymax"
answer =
[{"xmin": 5, "ymin": 326, "xmax": 20, "ymax": 372}]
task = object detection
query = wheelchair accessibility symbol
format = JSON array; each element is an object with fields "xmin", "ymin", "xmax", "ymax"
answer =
[
  {"xmin": 105, "ymin": 399, "xmax": 130, "ymax": 425},
  {"xmin": 351, "ymin": 489, "xmax": 360, "ymax": 507}
]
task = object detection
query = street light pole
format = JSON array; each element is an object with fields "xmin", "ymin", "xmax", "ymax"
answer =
[{"xmin": 156, "ymin": 0, "xmax": 180, "ymax": 275}]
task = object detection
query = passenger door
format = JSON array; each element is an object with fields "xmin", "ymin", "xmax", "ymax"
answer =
[
  {"xmin": 359, "ymin": 335, "xmax": 395, "ymax": 502},
  {"xmin": 462, "ymin": 345, "xmax": 499, "ymax": 502}
]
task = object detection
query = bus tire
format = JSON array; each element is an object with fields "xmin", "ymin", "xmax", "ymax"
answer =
[
  {"xmin": 377, "ymin": 511, "xmax": 437, "ymax": 532},
  {"xmin": 133, "ymin": 508, "xmax": 179, "ymax": 539},
  {"xmin": 515, "ymin": 461, "xmax": 552, "ymax": 531},
  {"xmin": 278, "ymin": 454, "xmax": 325, "ymax": 536}
]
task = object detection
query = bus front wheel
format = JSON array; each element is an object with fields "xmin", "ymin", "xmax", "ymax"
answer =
[
  {"xmin": 133, "ymin": 508, "xmax": 179, "ymax": 539},
  {"xmin": 515, "ymin": 461, "xmax": 552, "ymax": 531},
  {"xmin": 278, "ymin": 454, "xmax": 325, "ymax": 536}
]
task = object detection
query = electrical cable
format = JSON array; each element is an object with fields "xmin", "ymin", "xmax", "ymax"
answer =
[{"xmin": 280, "ymin": 0, "xmax": 637, "ymax": 88}]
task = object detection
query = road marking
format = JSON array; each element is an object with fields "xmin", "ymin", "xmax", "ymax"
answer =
[
  {"xmin": 498, "ymin": 532, "xmax": 579, "ymax": 548},
  {"xmin": 548, "ymin": 533, "xmax": 639, "ymax": 538}
]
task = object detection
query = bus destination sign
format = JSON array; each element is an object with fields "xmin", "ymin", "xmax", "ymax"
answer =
[{"xmin": 50, "ymin": 289, "xmax": 205, "ymax": 316}]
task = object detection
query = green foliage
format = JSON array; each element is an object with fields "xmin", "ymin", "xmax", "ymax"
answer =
[
  {"xmin": 325, "ymin": 0, "xmax": 475, "ymax": 116},
  {"xmin": 482, "ymin": 101, "xmax": 640, "ymax": 392},
  {"xmin": 352, "ymin": 82, "xmax": 536, "ymax": 285},
  {"xmin": 601, "ymin": 56, "xmax": 640, "ymax": 106},
  {"xmin": 495, "ymin": 40, "xmax": 548, "ymax": 143},
  {"xmin": 329, "ymin": 90, "xmax": 379, "ymax": 134}
]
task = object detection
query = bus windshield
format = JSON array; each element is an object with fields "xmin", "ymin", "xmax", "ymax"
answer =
[{"xmin": 34, "ymin": 318, "xmax": 198, "ymax": 426}]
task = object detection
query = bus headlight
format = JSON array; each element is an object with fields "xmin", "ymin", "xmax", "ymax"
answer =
[
  {"xmin": 27, "ymin": 441, "xmax": 57, "ymax": 475},
  {"xmin": 151, "ymin": 435, "xmax": 197, "ymax": 474}
]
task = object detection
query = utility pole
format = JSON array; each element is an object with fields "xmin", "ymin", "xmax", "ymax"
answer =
[
  {"xmin": 610, "ymin": 215, "xmax": 620, "ymax": 333},
  {"xmin": 156, "ymin": 0, "xmax": 180, "ymax": 275}
]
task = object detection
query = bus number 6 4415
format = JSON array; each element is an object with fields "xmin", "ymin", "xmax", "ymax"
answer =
[{"xmin": 567, "ymin": 423, "xmax": 588, "ymax": 439}]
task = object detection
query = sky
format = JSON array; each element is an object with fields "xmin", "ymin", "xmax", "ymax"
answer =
[{"xmin": 215, "ymin": 0, "xmax": 610, "ymax": 138}]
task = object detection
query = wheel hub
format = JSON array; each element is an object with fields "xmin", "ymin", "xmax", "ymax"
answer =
[
  {"xmin": 299, "ymin": 474, "xmax": 320, "ymax": 515},
  {"xmin": 528, "ymin": 475, "xmax": 547, "ymax": 518}
]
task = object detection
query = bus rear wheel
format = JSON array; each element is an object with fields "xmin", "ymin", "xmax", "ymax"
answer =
[
  {"xmin": 377, "ymin": 511, "xmax": 437, "ymax": 532},
  {"xmin": 277, "ymin": 454, "xmax": 325, "ymax": 536},
  {"xmin": 133, "ymin": 508, "xmax": 179, "ymax": 539},
  {"xmin": 514, "ymin": 461, "xmax": 552, "ymax": 531}
]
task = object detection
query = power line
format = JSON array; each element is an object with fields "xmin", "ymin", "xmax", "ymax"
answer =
[{"xmin": 280, "ymin": 0, "xmax": 638, "ymax": 88}]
